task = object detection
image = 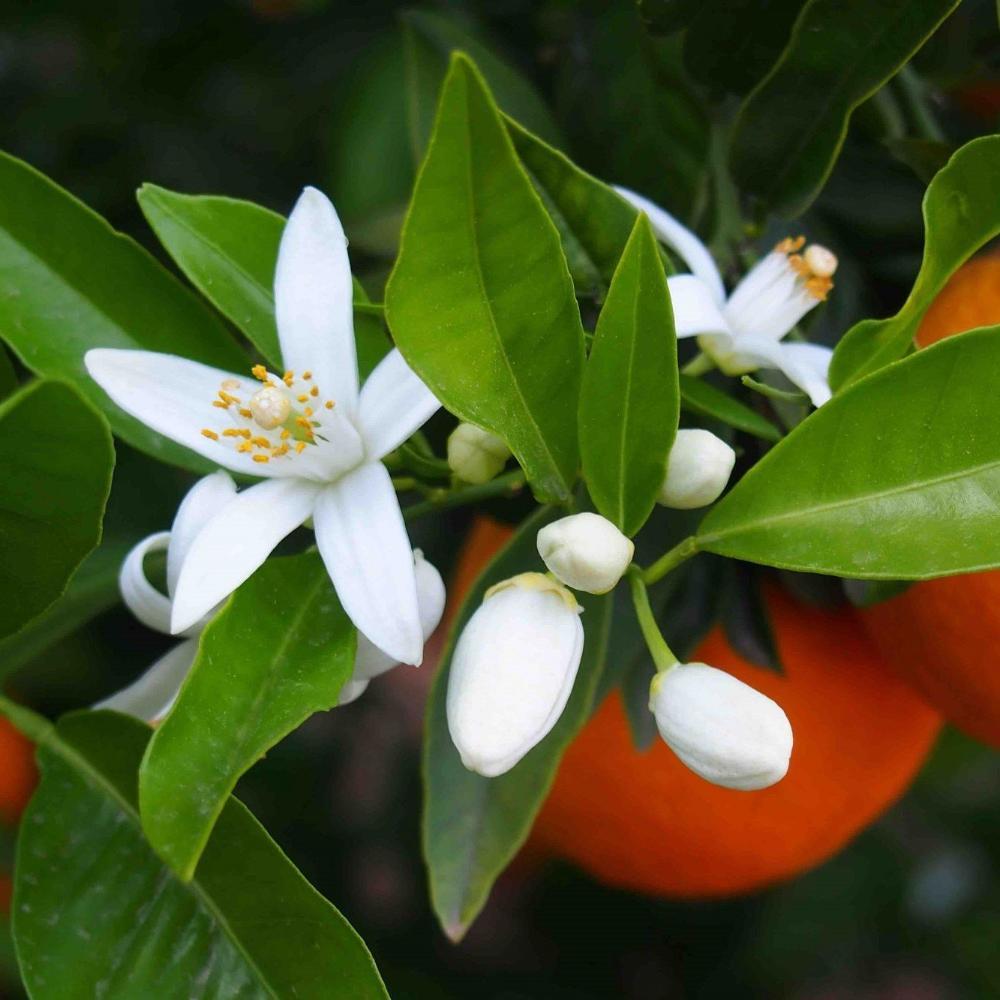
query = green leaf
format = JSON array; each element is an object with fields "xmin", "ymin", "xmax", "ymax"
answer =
[
  {"xmin": 11, "ymin": 709, "xmax": 387, "ymax": 999},
  {"xmin": 579, "ymin": 216, "xmax": 678, "ymax": 536},
  {"xmin": 0, "ymin": 381, "xmax": 113, "ymax": 641},
  {"xmin": 137, "ymin": 186, "xmax": 391, "ymax": 379},
  {"xmin": 386, "ymin": 54, "xmax": 585, "ymax": 503},
  {"xmin": 729, "ymin": 0, "xmax": 961, "ymax": 218},
  {"xmin": 0, "ymin": 151, "xmax": 245, "ymax": 472},
  {"xmin": 139, "ymin": 552, "xmax": 355, "ymax": 880},
  {"xmin": 0, "ymin": 346, "xmax": 16, "ymax": 401},
  {"xmin": 424, "ymin": 507, "xmax": 612, "ymax": 940},
  {"xmin": 505, "ymin": 117, "xmax": 648, "ymax": 299},
  {"xmin": 400, "ymin": 8, "xmax": 563, "ymax": 167},
  {"xmin": 638, "ymin": 0, "xmax": 702, "ymax": 34},
  {"xmin": 683, "ymin": 0, "xmax": 805, "ymax": 96},
  {"xmin": 830, "ymin": 135, "xmax": 1000, "ymax": 390},
  {"xmin": 679, "ymin": 374, "xmax": 781, "ymax": 442},
  {"xmin": 697, "ymin": 327, "xmax": 1000, "ymax": 579}
]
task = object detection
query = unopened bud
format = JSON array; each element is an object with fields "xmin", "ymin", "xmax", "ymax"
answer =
[
  {"xmin": 658, "ymin": 428, "xmax": 735, "ymax": 509},
  {"xmin": 537, "ymin": 512, "xmax": 633, "ymax": 594},
  {"xmin": 351, "ymin": 551, "xmax": 447, "ymax": 687},
  {"xmin": 447, "ymin": 573, "xmax": 583, "ymax": 777},
  {"xmin": 649, "ymin": 663, "xmax": 792, "ymax": 790},
  {"xmin": 447, "ymin": 423, "xmax": 511, "ymax": 484}
]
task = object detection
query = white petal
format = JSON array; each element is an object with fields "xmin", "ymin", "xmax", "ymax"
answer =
[
  {"xmin": 274, "ymin": 187, "xmax": 359, "ymax": 417},
  {"xmin": 613, "ymin": 186, "xmax": 726, "ymax": 305},
  {"xmin": 667, "ymin": 275, "xmax": 731, "ymax": 339},
  {"xmin": 776, "ymin": 343, "xmax": 834, "ymax": 407},
  {"xmin": 167, "ymin": 471, "xmax": 238, "ymax": 597},
  {"xmin": 337, "ymin": 678, "xmax": 370, "ymax": 706},
  {"xmin": 170, "ymin": 477, "xmax": 321, "ymax": 634},
  {"xmin": 313, "ymin": 463, "xmax": 422, "ymax": 666},
  {"xmin": 352, "ymin": 550, "xmax": 446, "ymax": 682},
  {"xmin": 733, "ymin": 336, "xmax": 832, "ymax": 408},
  {"xmin": 96, "ymin": 637, "xmax": 198, "ymax": 723},
  {"xmin": 446, "ymin": 576, "xmax": 584, "ymax": 777},
  {"xmin": 85, "ymin": 349, "xmax": 279, "ymax": 478},
  {"xmin": 357, "ymin": 349, "xmax": 440, "ymax": 461},
  {"xmin": 119, "ymin": 531, "xmax": 172, "ymax": 634}
]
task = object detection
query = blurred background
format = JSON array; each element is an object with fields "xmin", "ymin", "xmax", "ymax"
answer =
[{"xmin": 2, "ymin": 1, "xmax": 999, "ymax": 996}]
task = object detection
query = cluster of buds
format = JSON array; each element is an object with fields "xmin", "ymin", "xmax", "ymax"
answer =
[{"xmin": 446, "ymin": 424, "xmax": 792, "ymax": 788}]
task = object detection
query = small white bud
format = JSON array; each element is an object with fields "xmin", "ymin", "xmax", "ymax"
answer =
[
  {"xmin": 447, "ymin": 423, "xmax": 511, "ymax": 484},
  {"xmin": 649, "ymin": 663, "xmax": 792, "ymax": 790},
  {"xmin": 352, "ymin": 551, "xmax": 447, "ymax": 684},
  {"xmin": 658, "ymin": 428, "xmax": 736, "ymax": 509},
  {"xmin": 536, "ymin": 512, "xmax": 634, "ymax": 594},
  {"xmin": 447, "ymin": 573, "xmax": 584, "ymax": 777}
]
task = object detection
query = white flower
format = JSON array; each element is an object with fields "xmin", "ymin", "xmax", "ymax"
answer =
[
  {"xmin": 97, "ymin": 470, "xmax": 239, "ymax": 722},
  {"xmin": 447, "ymin": 573, "xmax": 584, "ymax": 777},
  {"xmin": 447, "ymin": 422, "xmax": 511, "ymax": 484},
  {"xmin": 615, "ymin": 187, "xmax": 837, "ymax": 407},
  {"xmin": 86, "ymin": 187, "xmax": 440, "ymax": 665},
  {"xmin": 658, "ymin": 428, "xmax": 736, "ymax": 509},
  {"xmin": 536, "ymin": 512, "xmax": 633, "ymax": 594},
  {"xmin": 352, "ymin": 550, "xmax": 446, "ymax": 683},
  {"xmin": 649, "ymin": 663, "xmax": 793, "ymax": 790}
]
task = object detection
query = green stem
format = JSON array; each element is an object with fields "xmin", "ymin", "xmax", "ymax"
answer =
[
  {"xmin": 397, "ymin": 441, "xmax": 452, "ymax": 481},
  {"xmin": 681, "ymin": 352, "xmax": 715, "ymax": 377},
  {"xmin": 403, "ymin": 470, "xmax": 526, "ymax": 522},
  {"xmin": 627, "ymin": 566, "xmax": 678, "ymax": 673},
  {"xmin": 643, "ymin": 535, "xmax": 699, "ymax": 586},
  {"xmin": 897, "ymin": 65, "xmax": 945, "ymax": 143}
]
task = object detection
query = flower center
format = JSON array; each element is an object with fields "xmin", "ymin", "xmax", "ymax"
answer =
[
  {"xmin": 200, "ymin": 366, "xmax": 338, "ymax": 465},
  {"xmin": 776, "ymin": 236, "xmax": 838, "ymax": 301}
]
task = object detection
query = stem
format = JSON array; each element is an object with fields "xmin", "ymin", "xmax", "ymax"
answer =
[
  {"xmin": 681, "ymin": 352, "xmax": 715, "ymax": 377},
  {"xmin": 397, "ymin": 441, "xmax": 452, "ymax": 481},
  {"xmin": 627, "ymin": 566, "xmax": 678, "ymax": 673},
  {"xmin": 897, "ymin": 65, "xmax": 945, "ymax": 143},
  {"xmin": 643, "ymin": 535, "xmax": 699, "ymax": 586},
  {"xmin": 403, "ymin": 470, "xmax": 525, "ymax": 522}
]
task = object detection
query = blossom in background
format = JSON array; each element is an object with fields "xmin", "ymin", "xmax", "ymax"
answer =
[
  {"xmin": 99, "ymin": 471, "xmax": 238, "ymax": 721},
  {"xmin": 658, "ymin": 428, "xmax": 736, "ymax": 509},
  {"xmin": 537, "ymin": 512, "xmax": 633, "ymax": 594},
  {"xmin": 615, "ymin": 187, "xmax": 838, "ymax": 407},
  {"xmin": 87, "ymin": 187, "xmax": 439, "ymax": 665},
  {"xmin": 649, "ymin": 662, "xmax": 793, "ymax": 790},
  {"xmin": 447, "ymin": 573, "xmax": 584, "ymax": 777}
]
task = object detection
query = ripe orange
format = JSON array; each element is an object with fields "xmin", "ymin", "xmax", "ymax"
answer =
[
  {"xmin": 859, "ymin": 255, "xmax": 1000, "ymax": 746},
  {"xmin": 0, "ymin": 716, "xmax": 36, "ymax": 827},
  {"xmin": 450, "ymin": 518, "xmax": 941, "ymax": 896},
  {"xmin": 531, "ymin": 588, "xmax": 940, "ymax": 896}
]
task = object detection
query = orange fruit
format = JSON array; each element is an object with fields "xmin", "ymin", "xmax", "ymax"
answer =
[
  {"xmin": 450, "ymin": 518, "xmax": 941, "ymax": 896},
  {"xmin": 533, "ymin": 589, "xmax": 941, "ymax": 896},
  {"xmin": 859, "ymin": 255, "xmax": 1000, "ymax": 746},
  {"xmin": 0, "ymin": 716, "xmax": 36, "ymax": 827}
]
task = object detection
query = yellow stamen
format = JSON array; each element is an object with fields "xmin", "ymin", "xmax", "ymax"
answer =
[
  {"xmin": 297, "ymin": 394, "xmax": 309, "ymax": 403},
  {"xmin": 302, "ymin": 371, "xmax": 312, "ymax": 380},
  {"xmin": 283, "ymin": 371, "xmax": 295, "ymax": 387},
  {"xmin": 324, "ymin": 400, "xmax": 334, "ymax": 410},
  {"xmin": 252, "ymin": 436, "xmax": 271, "ymax": 448},
  {"xmin": 252, "ymin": 454, "xmax": 270, "ymax": 464},
  {"xmin": 212, "ymin": 400, "xmax": 230, "ymax": 410},
  {"xmin": 238, "ymin": 442, "xmax": 254, "ymax": 453},
  {"xmin": 239, "ymin": 407, "xmax": 253, "ymax": 419},
  {"xmin": 309, "ymin": 385, "xmax": 319, "ymax": 397},
  {"xmin": 295, "ymin": 442, "xmax": 307, "ymax": 453},
  {"xmin": 201, "ymin": 429, "xmax": 219, "ymax": 440},
  {"xmin": 280, "ymin": 429, "xmax": 291, "ymax": 440},
  {"xmin": 252, "ymin": 364, "xmax": 269, "ymax": 381}
]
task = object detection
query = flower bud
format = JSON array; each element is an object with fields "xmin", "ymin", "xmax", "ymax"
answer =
[
  {"xmin": 352, "ymin": 550, "xmax": 447, "ymax": 683},
  {"xmin": 447, "ymin": 573, "xmax": 584, "ymax": 777},
  {"xmin": 536, "ymin": 512, "xmax": 634, "ymax": 595},
  {"xmin": 658, "ymin": 428, "xmax": 735, "ymax": 509},
  {"xmin": 447, "ymin": 423, "xmax": 511, "ymax": 485},
  {"xmin": 649, "ymin": 663, "xmax": 792, "ymax": 790}
]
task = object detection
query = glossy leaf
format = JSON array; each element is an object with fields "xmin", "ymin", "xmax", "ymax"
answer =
[
  {"xmin": 697, "ymin": 328, "xmax": 1000, "ymax": 579},
  {"xmin": 424, "ymin": 507, "xmax": 612, "ymax": 940},
  {"xmin": 830, "ymin": 135, "xmax": 1000, "ymax": 390},
  {"xmin": 506, "ymin": 117, "xmax": 648, "ymax": 299},
  {"xmin": 10, "ymin": 708, "xmax": 387, "ymax": 999},
  {"xmin": 140, "ymin": 553, "xmax": 355, "ymax": 880},
  {"xmin": 0, "ymin": 151, "xmax": 244, "ymax": 471},
  {"xmin": 138, "ymin": 185, "xmax": 391, "ymax": 379},
  {"xmin": 580, "ymin": 216, "xmax": 678, "ymax": 536},
  {"xmin": 729, "ymin": 0, "xmax": 961, "ymax": 218},
  {"xmin": 400, "ymin": 8, "xmax": 562, "ymax": 166},
  {"xmin": 0, "ymin": 381, "xmax": 113, "ymax": 641},
  {"xmin": 679, "ymin": 374, "xmax": 781, "ymax": 442},
  {"xmin": 386, "ymin": 55, "xmax": 584, "ymax": 503}
]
